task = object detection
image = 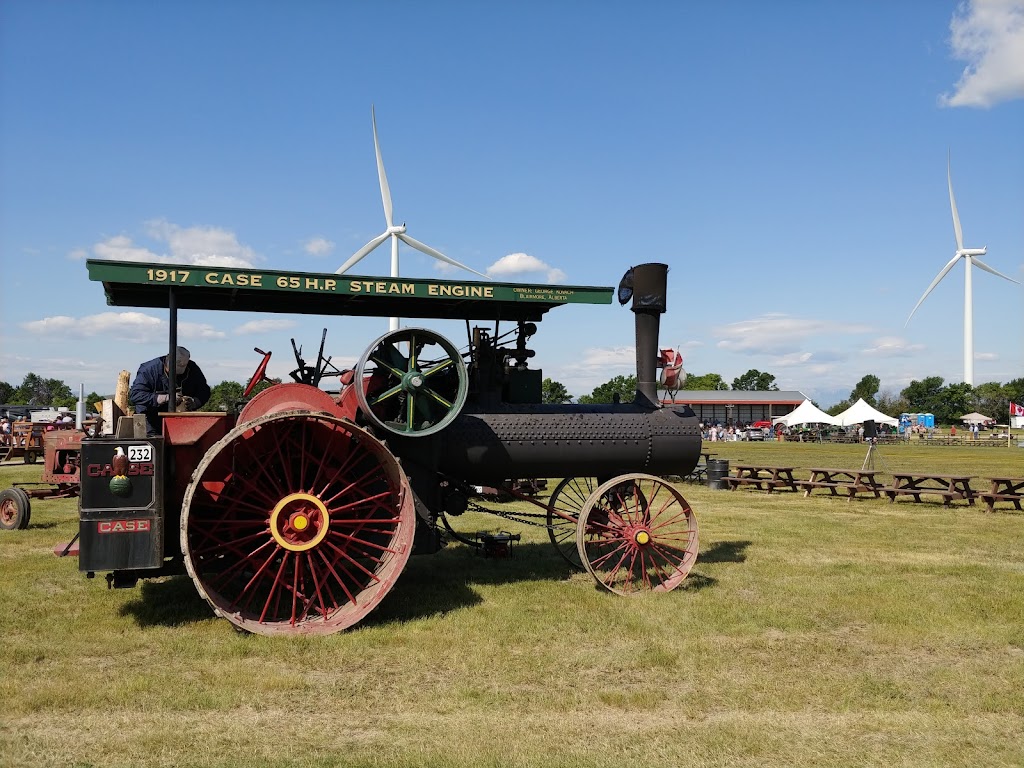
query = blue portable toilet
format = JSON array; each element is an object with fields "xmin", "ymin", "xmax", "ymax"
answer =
[
  {"xmin": 900, "ymin": 413, "xmax": 914, "ymax": 434},
  {"xmin": 918, "ymin": 413, "xmax": 935, "ymax": 430}
]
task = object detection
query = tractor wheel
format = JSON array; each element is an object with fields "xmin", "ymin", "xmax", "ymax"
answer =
[
  {"xmin": 0, "ymin": 488, "xmax": 31, "ymax": 530},
  {"xmin": 181, "ymin": 410, "xmax": 415, "ymax": 635},
  {"xmin": 24, "ymin": 450, "xmax": 38, "ymax": 465},
  {"xmin": 576, "ymin": 474, "xmax": 698, "ymax": 595},
  {"xmin": 355, "ymin": 328, "xmax": 468, "ymax": 437},
  {"xmin": 546, "ymin": 477, "xmax": 599, "ymax": 570}
]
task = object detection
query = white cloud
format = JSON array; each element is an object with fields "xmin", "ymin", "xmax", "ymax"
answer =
[
  {"xmin": 976, "ymin": 351, "xmax": 999, "ymax": 360},
  {"xmin": 486, "ymin": 252, "xmax": 568, "ymax": 284},
  {"xmin": 861, "ymin": 336, "xmax": 927, "ymax": 357},
  {"xmin": 234, "ymin": 318, "xmax": 299, "ymax": 335},
  {"xmin": 68, "ymin": 247, "xmax": 89, "ymax": 261},
  {"xmin": 19, "ymin": 311, "xmax": 225, "ymax": 342},
  {"xmin": 714, "ymin": 314, "xmax": 873, "ymax": 355},
  {"xmin": 940, "ymin": 0, "xmax": 1024, "ymax": 108},
  {"xmin": 89, "ymin": 220, "xmax": 260, "ymax": 268},
  {"xmin": 304, "ymin": 237, "xmax": 335, "ymax": 257}
]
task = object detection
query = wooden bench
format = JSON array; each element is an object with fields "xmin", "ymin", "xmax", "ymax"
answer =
[
  {"xmin": 800, "ymin": 468, "xmax": 884, "ymax": 501},
  {"xmin": 975, "ymin": 492, "xmax": 1023, "ymax": 513},
  {"xmin": 725, "ymin": 465, "xmax": 798, "ymax": 493},
  {"xmin": 882, "ymin": 473, "xmax": 976, "ymax": 507},
  {"xmin": 975, "ymin": 477, "xmax": 1024, "ymax": 513},
  {"xmin": 725, "ymin": 476, "xmax": 787, "ymax": 491}
]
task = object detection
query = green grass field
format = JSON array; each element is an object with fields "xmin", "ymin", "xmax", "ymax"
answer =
[{"xmin": 1, "ymin": 441, "xmax": 1022, "ymax": 767}]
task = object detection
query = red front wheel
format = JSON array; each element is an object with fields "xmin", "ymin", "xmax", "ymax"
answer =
[{"xmin": 576, "ymin": 474, "xmax": 698, "ymax": 595}]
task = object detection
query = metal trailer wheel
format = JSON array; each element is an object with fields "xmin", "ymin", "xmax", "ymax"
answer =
[
  {"xmin": 546, "ymin": 477, "xmax": 598, "ymax": 569},
  {"xmin": 355, "ymin": 328, "xmax": 468, "ymax": 437},
  {"xmin": 181, "ymin": 411, "xmax": 415, "ymax": 635},
  {"xmin": 0, "ymin": 488, "xmax": 31, "ymax": 530},
  {"xmin": 576, "ymin": 474, "xmax": 698, "ymax": 595}
]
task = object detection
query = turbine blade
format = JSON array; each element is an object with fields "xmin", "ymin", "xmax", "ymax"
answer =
[
  {"xmin": 335, "ymin": 232, "xmax": 390, "ymax": 274},
  {"xmin": 948, "ymin": 152, "xmax": 964, "ymax": 252},
  {"xmin": 905, "ymin": 254, "xmax": 961, "ymax": 325},
  {"xmin": 371, "ymin": 106, "xmax": 394, "ymax": 228},
  {"xmin": 972, "ymin": 257, "xmax": 1021, "ymax": 285},
  {"xmin": 397, "ymin": 233, "xmax": 490, "ymax": 280}
]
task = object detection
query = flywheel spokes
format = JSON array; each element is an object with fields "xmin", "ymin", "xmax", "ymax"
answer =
[{"xmin": 355, "ymin": 328, "xmax": 468, "ymax": 437}]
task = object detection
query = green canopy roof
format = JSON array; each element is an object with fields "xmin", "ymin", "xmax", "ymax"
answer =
[{"xmin": 87, "ymin": 260, "xmax": 613, "ymax": 322}]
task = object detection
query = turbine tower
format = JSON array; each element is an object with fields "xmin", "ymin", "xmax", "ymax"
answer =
[
  {"xmin": 906, "ymin": 153, "xmax": 1019, "ymax": 385},
  {"xmin": 337, "ymin": 106, "xmax": 488, "ymax": 331}
]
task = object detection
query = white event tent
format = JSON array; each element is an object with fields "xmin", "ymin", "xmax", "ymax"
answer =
[
  {"xmin": 834, "ymin": 398, "xmax": 898, "ymax": 427},
  {"xmin": 772, "ymin": 399, "xmax": 840, "ymax": 427}
]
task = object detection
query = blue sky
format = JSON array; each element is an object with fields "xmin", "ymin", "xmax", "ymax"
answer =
[{"xmin": 2, "ymin": 0, "xmax": 1022, "ymax": 407}]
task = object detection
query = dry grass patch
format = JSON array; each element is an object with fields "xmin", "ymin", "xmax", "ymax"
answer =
[{"xmin": 1, "ymin": 445, "xmax": 1023, "ymax": 767}]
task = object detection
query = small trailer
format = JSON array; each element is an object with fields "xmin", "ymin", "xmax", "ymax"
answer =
[{"xmin": 57, "ymin": 259, "xmax": 702, "ymax": 635}]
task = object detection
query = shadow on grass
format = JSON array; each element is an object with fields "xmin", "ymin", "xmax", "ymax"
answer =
[
  {"xmin": 117, "ymin": 539, "xmax": 744, "ymax": 631},
  {"xmin": 699, "ymin": 539, "xmax": 751, "ymax": 564},
  {"xmin": 119, "ymin": 575, "xmax": 214, "ymax": 627}
]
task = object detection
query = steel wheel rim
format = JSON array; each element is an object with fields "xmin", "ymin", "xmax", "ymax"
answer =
[
  {"xmin": 576, "ymin": 474, "xmax": 698, "ymax": 595},
  {"xmin": 546, "ymin": 477, "xmax": 598, "ymax": 569},
  {"xmin": 355, "ymin": 328, "xmax": 468, "ymax": 437},
  {"xmin": 181, "ymin": 411, "xmax": 414, "ymax": 635},
  {"xmin": 0, "ymin": 494, "xmax": 18, "ymax": 529}
]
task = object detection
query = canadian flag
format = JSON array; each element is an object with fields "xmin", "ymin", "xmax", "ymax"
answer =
[{"xmin": 1010, "ymin": 402, "xmax": 1024, "ymax": 417}]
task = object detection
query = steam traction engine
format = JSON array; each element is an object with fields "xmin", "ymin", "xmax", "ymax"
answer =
[{"xmin": 76, "ymin": 260, "xmax": 702, "ymax": 635}]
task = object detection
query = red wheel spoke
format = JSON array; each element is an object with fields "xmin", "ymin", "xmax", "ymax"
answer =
[{"xmin": 184, "ymin": 412, "xmax": 414, "ymax": 635}]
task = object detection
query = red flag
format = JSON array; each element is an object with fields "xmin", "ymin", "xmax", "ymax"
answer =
[
  {"xmin": 658, "ymin": 348, "xmax": 682, "ymax": 367},
  {"xmin": 1010, "ymin": 402, "xmax": 1024, "ymax": 417}
]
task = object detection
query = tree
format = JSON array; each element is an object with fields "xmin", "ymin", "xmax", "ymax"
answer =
[
  {"xmin": 875, "ymin": 390, "xmax": 907, "ymax": 420},
  {"xmin": 901, "ymin": 376, "xmax": 945, "ymax": 415},
  {"xmin": 1004, "ymin": 377, "xmax": 1024, "ymax": 412},
  {"xmin": 0, "ymin": 381, "xmax": 15, "ymax": 403},
  {"xmin": 849, "ymin": 374, "xmax": 880, "ymax": 406},
  {"xmin": 732, "ymin": 369, "xmax": 778, "ymax": 391},
  {"xmin": 935, "ymin": 382, "xmax": 973, "ymax": 425},
  {"xmin": 577, "ymin": 375, "xmax": 637, "ymax": 404},
  {"xmin": 971, "ymin": 381, "xmax": 1005, "ymax": 421},
  {"xmin": 541, "ymin": 378, "xmax": 572, "ymax": 404},
  {"xmin": 205, "ymin": 381, "xmax": 247, "ymax": 413},
  {"xmin": 13, "ymin": 373, "xmax": 75, "ymax": 408},
  {"xmin": 681, "ymin": 372, "xmax": 728, "ymax": 391}
]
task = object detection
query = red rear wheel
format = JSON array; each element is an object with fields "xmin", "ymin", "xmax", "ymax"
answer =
[{"xmin": 181, "ymin": 411, "xmax": 414, "ymax": 635}]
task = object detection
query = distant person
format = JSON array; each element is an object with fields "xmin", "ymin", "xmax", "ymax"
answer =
[
  {"xmin": 130, "ymin": 346, "xmax": 211, "ymax": 436},
  {"xmin": 972, "ymin": 422, "xmax": 979, "ymax": 440},
  {"xmin": 950, "ymin": 424, "xmax": 956, "ymax": 438}
]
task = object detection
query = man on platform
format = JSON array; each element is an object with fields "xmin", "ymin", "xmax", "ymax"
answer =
[{"xmin": 130, "ymin": 346, "xmax": 211, "ymax": 436}]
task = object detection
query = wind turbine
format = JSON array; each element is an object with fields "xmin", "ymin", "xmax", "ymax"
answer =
[
  {"xmin": 906, "ymin": 153, "xmax": 1019, "ymax": 385},
  {"xmin": 337, "ymin": 106, "xmax": 488, "ymax": 331}
]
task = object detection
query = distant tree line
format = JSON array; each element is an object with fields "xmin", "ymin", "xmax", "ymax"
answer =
[
  {"xmin": 826, "ymin": 373, "xmax": 1024, "ymax": 426},
  {"xmin": 5, "ymin": 369, "xmax": 1022, "ymax": 427},
  {"xmin": 546, "ymin": 368, "xmax": 1024, "ymax": 426}
]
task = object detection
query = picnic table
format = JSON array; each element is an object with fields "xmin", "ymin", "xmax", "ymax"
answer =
[
  {"xmin": 975, "ymin": 477, "xmax": 1024, "ymax": 513},
  {"xmin": 724, "ymin": 464, "xmax": 798, "ymax": 493},
  {"xmin": 798, "ymin": 467, "xmax": 884, "ymax": 501},
  {"xmin": 883, "ymin": 472, "xmax": 976, "ymax": 507}
]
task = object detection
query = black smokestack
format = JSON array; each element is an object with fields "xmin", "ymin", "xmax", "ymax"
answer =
[{"xmin": 619, "ymin": 263, "xmax": 668, "ymax": 408}]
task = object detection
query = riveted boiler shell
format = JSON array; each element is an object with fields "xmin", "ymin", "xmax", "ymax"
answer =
[{"xmin": 436, "ymin": 404, "xmax": 701, "ymax": 484}]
